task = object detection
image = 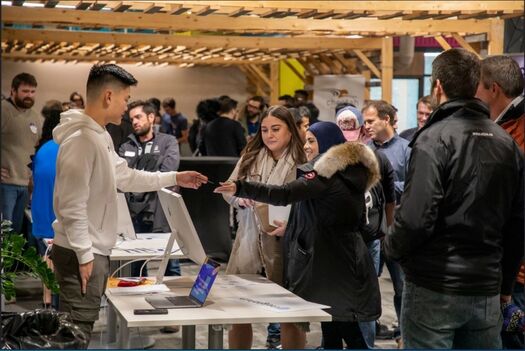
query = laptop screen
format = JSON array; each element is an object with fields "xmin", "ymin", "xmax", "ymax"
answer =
[{"xmin": 189, "ymin": 258, "xmax": 220, "ymax": 305}]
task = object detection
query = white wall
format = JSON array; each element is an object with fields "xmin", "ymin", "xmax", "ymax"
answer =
[{"xmin": 1, "ymin": 61, "xmax": 249, "ymax": 120}]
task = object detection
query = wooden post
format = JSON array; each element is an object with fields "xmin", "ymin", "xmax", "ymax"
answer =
[
  {"xmin": 270, "ymin": 61, "xmax": 280, "ymax": 105},
  {"xmin": 487, "ymin": 19, "xmax": 504, "ymax": 55},
  {"xmin": 362, "ymin": 70, "xmax": 371, "ymax": 100},
  {"xmin": 381, "ymin": 37, "xmax": 393, "ymax": 103}
]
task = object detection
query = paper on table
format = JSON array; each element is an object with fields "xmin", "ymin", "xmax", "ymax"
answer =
[
  {"xmin": 268, "ymin": 205, "xmax": 291, "ymax": 224},
  {"xmin": 226, "ymin": 294, "xmax": 330, "ymax": 313},
  {"xmin": 107, "ymin": 284, "xmax": 170, "ymax": 295}
]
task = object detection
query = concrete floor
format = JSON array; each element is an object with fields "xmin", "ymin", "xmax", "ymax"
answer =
[{"xmin": 6, "ymin": 262, "xmax": 399, "ymax": 349}]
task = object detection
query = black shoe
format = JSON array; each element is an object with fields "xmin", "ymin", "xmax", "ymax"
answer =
[{"xmin": 376, "ymin": 322, "xmax": 395, "ymax": 340}]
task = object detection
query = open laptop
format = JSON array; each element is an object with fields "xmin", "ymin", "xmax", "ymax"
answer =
[{"xmin": 145, "ymin": 257, "xmax": 220, "ymax": 308}]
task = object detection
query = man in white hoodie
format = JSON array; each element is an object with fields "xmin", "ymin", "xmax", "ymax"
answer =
[{"xmin": 50, "ymin": 64, "xmax": 208, "ymax": 343}]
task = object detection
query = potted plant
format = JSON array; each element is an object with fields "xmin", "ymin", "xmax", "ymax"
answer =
[{"xmin": 1, "ymin": 220, "xmax": 59, "ymax": 301}]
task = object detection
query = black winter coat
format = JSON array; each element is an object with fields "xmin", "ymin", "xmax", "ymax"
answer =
[
  {"xmin": 384, "ymin": 98, "xmax": 524, "ymax": 296},
  {"xmin": 235, "ymin": 142, "xmax": 382, "ymax": 322}
]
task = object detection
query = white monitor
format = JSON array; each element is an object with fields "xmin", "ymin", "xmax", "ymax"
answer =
[
  {"xmin": 116, "ymin": 193, "xmax": 136, "ymax": 240},
  {"xmin": 157, "ymin": 188, "xmax": 207, "ymax": 266}
]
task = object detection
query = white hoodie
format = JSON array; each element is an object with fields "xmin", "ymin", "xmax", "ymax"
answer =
[{"xmin": 52, "ymin": 109, "xmax": 178, "ymax": 264}]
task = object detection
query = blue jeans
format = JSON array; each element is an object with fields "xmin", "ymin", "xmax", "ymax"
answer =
[
  {"xmin": 1, "ymin": 184, "xmax": 29, "ymax": 234},
  {"xmin": 359, "ymin": 239, "xmax": 380, "ymax": 348},
  {"xmin": 385, "ymin": 256, "xmax": 404, "ymax": 322},
  {"xmin": 402, "ymin": 280, "xmax": 502, "ymax": 349}
]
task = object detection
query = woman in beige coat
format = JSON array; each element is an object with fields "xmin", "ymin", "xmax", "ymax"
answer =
[{"xmin": 223, "ymin": 105, "xmax": 306, "ymax": 349}]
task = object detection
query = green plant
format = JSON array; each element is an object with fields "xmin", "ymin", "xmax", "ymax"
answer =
[{"xmin": 1, "ymin": 220, "xmax": 59, "ymax": 300}]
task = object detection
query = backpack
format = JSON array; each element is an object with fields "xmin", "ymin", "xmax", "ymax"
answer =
[{"xmin": 360, "ymin": 181, "xmax": 388, "ymax": 243}]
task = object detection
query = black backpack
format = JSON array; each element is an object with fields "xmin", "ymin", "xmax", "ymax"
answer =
[{"xmin": 360, "ymin": 181, "xmax": 388, "ymax": 243}]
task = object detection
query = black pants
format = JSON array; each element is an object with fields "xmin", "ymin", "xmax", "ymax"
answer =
[{"xmin": 321, "ymin": 321, "xmax": 368, "ymax": 349}]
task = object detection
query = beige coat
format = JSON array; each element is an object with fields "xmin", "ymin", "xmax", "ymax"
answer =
[{"xmin": 223, "ymin": 148, "xmax": 297, "ymax": 285}]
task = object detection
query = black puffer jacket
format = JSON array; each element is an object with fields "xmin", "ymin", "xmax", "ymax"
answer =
[
  {"xmin": 384, "ymin": 98, "xmax": 524, "ymax": 296},
  {"xmin": 235, "ymin": 142, "xmax": 382, "ymax": 322}
]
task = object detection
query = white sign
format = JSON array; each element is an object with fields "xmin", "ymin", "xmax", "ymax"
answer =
[{"xmin": 313, "ymin": 75, "xmax": 366, "ymax": 122}]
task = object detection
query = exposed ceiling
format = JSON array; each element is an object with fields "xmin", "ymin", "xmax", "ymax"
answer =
[{"xmin": 1, "ymin": 1, "xmax": 521, "ymax": 67}]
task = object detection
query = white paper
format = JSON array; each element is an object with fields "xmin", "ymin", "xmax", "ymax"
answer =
[
  {"xmin": 268, "ymin": 205, "xmax": 291, "ymax": 224},
  {"xmin": 107, "ymin": 284, "xmax": 170, "ymax": 296},
  {"xmin": 226, "ymin": 295, "xmax": 330, "ymax": 313}
]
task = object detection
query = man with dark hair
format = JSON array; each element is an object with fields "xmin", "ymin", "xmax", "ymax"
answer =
[
  {"xmin": 385, "ymin": 48, "xmax": 524, "ymax": 348},
  {"xmin": 399, "ymin": 96, "xmax": 433, "ymax": 142},
  {"xmin": 240, "ymin": 95, "xmax": 266, "ymax": 140},
  {"xmin": 476, "ymin": 55, "xmax": 525, "ymax": 349},
  {"xmin": 1, "ymin": 72, "xmax": 42, "ymax": 234},
  {"xmin": 161, "ymin": 97, "xmax": 189, "ymax": 146},
  {"xmin": 203, "ymin": 96, "xmax": 246, "ymax": 156},
  {"xmin": 362, "ymin": 99, "xmax": 410, "ymax": 343},
  {"xmin": 50, "ymin": 64, "xmax": 207, "ymax": 343},
  {"xmin": 294, "ymin": 89, "xmax": 309, "ymax": 104},
  {"xmin": 119, "ymin": 100, "xmax": 182, "ymax": 297},
  {"xmin": 278, "ymin": 94, "xmax": 295, "ymax": 108}
]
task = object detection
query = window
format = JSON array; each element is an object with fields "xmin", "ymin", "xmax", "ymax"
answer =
[{"xmin": 369, "ymin": 78, "xmax": 419, "ymax": 132}]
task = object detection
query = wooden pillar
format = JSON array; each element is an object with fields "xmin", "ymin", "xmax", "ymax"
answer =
[
  {"xmin": 487, "ymin": 19, "xmax": 504, "ymax": 55},
  {"xmin": 270, "ymin": 61, "xmax": 280, "ymax": 105},
  {"xmin": 362, "ymin": 70, "xmax": 371, "ymax": 100},
  {"xmin": 381, "ymin": 37, "xmax": 393, "ymax": 103}
]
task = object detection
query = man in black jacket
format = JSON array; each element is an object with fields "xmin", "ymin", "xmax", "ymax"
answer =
[
  {"xmin": 384, "ymin": 48, "xmax": 524, "ymax": 349},
  {"xmin": 119, "ymin": 100, "xmax": 181, "ymax": 283}
]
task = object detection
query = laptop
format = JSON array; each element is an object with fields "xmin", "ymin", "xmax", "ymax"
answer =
[{"xmin": 146, "ymin": 257, "xmax": 220, "ymax": 308}]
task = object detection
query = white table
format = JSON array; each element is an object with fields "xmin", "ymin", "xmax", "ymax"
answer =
[
  {"xmin": 110, "ymin": 233, "xmax": 185, "ymax": 261},
  {"xmin": 107, "ymin": 233, "xmax": 186, "ymax": 348},
  {"xmin": 105, "ymin": 274, "xmax": 332, "ymax": 349}
]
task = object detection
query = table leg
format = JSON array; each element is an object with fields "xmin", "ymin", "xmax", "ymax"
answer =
[
  {"xmin": 117, "ymin": 316, "xmax": 131, "ymax": 349},
  {"xmin": 107, "ymin": 300, "xmax": 117, "ymax": 344},
  {"xmin": 208, "ymin": 324, "xmax": 224, "ymax": 349},
  {"xmin": 182, "ymin": 325, "xmax": 196, "ymax": 349}
]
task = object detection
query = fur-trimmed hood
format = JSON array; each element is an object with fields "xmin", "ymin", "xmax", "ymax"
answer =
[{"xmin": 313, "ymin": 142, "xmax": 380, "ymax": 190}]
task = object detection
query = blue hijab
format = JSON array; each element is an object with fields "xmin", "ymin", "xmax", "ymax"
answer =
[{"xmin": 308, "ymin": 121, "xmax": 347, "ymax": 154}]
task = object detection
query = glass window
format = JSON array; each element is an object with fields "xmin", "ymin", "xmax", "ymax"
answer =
[
  {"xmin": 367, "ymin": 78, "xmax": 419, "ymax": 132},
  {"xmin": 424, "ymin": 52, "xmax": 440, "ymax": 96}
]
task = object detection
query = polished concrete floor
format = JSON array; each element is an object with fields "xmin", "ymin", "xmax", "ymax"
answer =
[{"xmin": 7, "ymin": 262, "xmax": 399, "ymax": 349}]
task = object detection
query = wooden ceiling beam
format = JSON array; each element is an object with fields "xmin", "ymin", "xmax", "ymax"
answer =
[
  {"xmin": 1, "ymin": 28, "xmax": 383, "ymax": 51},
  {"xmin": 353, "ymin": 49, "xmax": 381, "ymax": 78},
  {"xmin": 1, "ymin": 7, "xmax": 494, "ymax": 35},
  {"xmin": 1, "ymin": 51, "xmax": 271, "ymax": 65},
  {"xmin": 451, "ymin": 33, "xmax": 481, "ymax": 58},
  {"xmin": 434, "ymin": 35, "xmax": 452, "ymax": 50},
  {"xmin": 150, "ymin": 1, "xmax": 522, "ymax": 13}
]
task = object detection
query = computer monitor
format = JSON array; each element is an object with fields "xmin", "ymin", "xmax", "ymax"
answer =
[
  {"xmin": 157, "ymin": 188, "xmax": 207, "ymax": 266},
  {"xmin": 116, "ymin": 193, "xmax": 136, "ymax": 240}
]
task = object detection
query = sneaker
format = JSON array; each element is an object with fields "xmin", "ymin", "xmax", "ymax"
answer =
[
  {"xmin": 160, "ymin": 326, "xmax": 180, "ymax": 333},
  {"xmin": 266, "ymin": 337, "xmax": 282, "ymax": 349}
]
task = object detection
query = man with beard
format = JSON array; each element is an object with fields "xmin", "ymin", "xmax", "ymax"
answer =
[
  {"xmin": 384, "ymin": 48, "xmax": 524, "ymax": 348},
  {"xmin": 239, "ymin": 95, "xmax": 266, "ymax": 140},
  {"xmin": 1, "ymin": 73, "xmax": 43, "ymax": 234},
  {"xmin": 118, "ymin": 100, "xmax": 181, "ymax": 283}
]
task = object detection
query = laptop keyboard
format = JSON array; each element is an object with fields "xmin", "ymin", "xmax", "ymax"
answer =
[{"xmin": 167, "ymin": 296, "xmax": 197, "ymax": 305}]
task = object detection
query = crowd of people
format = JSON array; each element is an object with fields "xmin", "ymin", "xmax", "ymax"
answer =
[{"xmin": 1, "ymin": 48, "xmax": 524, "ymax": 349}]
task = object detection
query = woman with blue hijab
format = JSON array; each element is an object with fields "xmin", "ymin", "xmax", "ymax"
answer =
[{"xmin": 216, "ymin": 121, "xmax": 381, "ymax": 349}]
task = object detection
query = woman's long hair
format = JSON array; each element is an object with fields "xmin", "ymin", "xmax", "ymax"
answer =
[
  {"xmin": 35, "ymin": 109, "xmax": 61, "ymax": 152},
  {"xmin": 237, "ymin": 105, "xmax": 306, "ymax": 179}
]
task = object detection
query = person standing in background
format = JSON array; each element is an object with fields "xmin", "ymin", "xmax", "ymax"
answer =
[{"xmin": 1, "ymin": 72, "xmax": 43, "ymax": 234}]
